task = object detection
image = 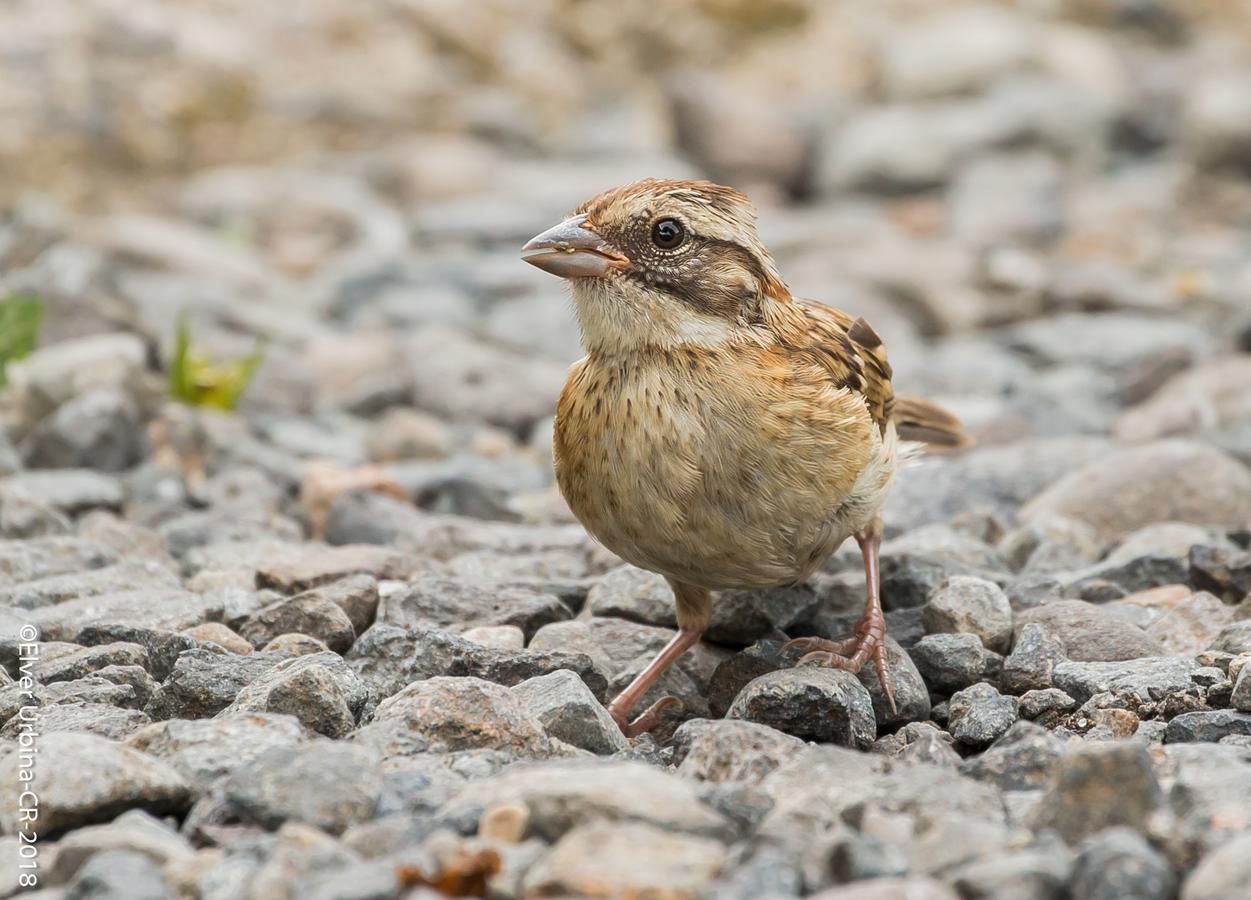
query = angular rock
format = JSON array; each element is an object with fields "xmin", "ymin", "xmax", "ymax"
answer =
[
  {"xmin": 347, "ymin": 623, "xmax": 606, "ymax": 704},
  {"xmin": 1071, "ymin": 827, "xmax": 1175, "ymax": 900},
  {"xmin": 217, "ymin": 741, "xmax": 383, "ymax": 835},
  {"xmin": 436, "ymin": 759, "xmax": 732, "ymax": 841},
  {"xmin": 1019, "ymin": 688, "xmax": 1077, "ymax": 721},
  {"xmin": 707, "ymin": 640, "xmax": 788, "ymax": 719},
  {"xmin": 0, "ymin": 560, "xmax": 181, "ymax": 610},
  {"xmin": 237, "ymin": 591, "xmax": 357, "ymax": 653},
  {"xmin": 523, "ymin": 820, "xmax": 727, "ymax": 899},
  {"xmin": 1165, "ymin": 711, "xmax": 1251, "ymax": 744},
  {"xmin": 510, "ymin": 669, "xmax": 627, "ymax": 755},
  {"xmin": 75, "ymin": 623, "xmax": 197, "ymax": 682},
  {"xmin": 1053, "ymin": 656, "xmax": 1199, "ymax": 704},
  {"xmin": 923, "ymin": 575, "xmax": 1013, "ymax": 652},
  {"xmin": 1029, "ymin": 741, "xmax": 1162, "ymax": 844},
  {"xmin": 1015, "ymin": 600, "xmax": 1161, "ymax": 662},
  {"xmin": 127, "ymin": 713, "xmax": 309, "ymax": 797},
  {"xmin": 1189, "ymin": 543, "xmax": 1251, "ymax": 603},
  {"xmin": 1018, "ymin": 441, "xmax": 1251, "ymax": 544},
  {"xmin": 144, "ymin": 649, "xmax": 289, "ymax": 720},
  {"xmin": 671, "ymin": 718, "xmax": 808, "ymax": 785},
  {"xmin": 0, "ymin": 732, "xmax": 189, "ymax": 838},
  {"xmin": 23, "ymin": 386, "xmax": 144, "ymax": 472},
  {"xmin": 910, "ymin": 632, "xmax": 990, "ymax": 693},
  {"xmin": 253, "ymin": 543, "xmax": 420, "ymax": 592},
  {"xmin": 1145, "ymin": 591, "xmax": 1236, "ymax": 657},
  {"xmin": 379, "ymin": 575, "xmax": 569, "ymax": 640},
  {"xmin": 304, "ymin": 574, "xmax": 379, "ymax": 636},
  {"xmin": 356, "ymin": 675, "xmax": 554, "ymax": 760},
  {"xmin": 1208, "ymin": 621, "xmax": 1251, "ymax": 655},
  {"xmin": 30, "ymin": 590, "xmax": 221, "ymax": 643},
  {"xmin": 0, "ymin": 535, "xmax": 117, "ymax": 586},
  {"xmin": 948, "ymin": 682, "xmax": 1019, "ymax": 748},
  {"xmin": 1181, "ymin": 830, "xmax": 1251, "ymax": 900},
  {"xmin": 959, "ymin": 720, "xmax": 1062, "ymax": 790},
  {"xmin": 64, "ymin": 848, "xmax": 173, "ymax": 900},
  {"xmin": 220, "ymin": 651, "xmax": 368, "ymax": 738},
  {"xmin": 1233, "ymin": 666, "xmax": 1251, "ymax": 712},
  {"xmin": 0, "ymin": 469, "xmax": 125, "ymax": 515},
  {"xmin": 727, "ymin": 667, "xmax": 876, "ymax": 749},
  {"xmin": 183, "ymin": 622, "xmax": 253, "ymax": 655},
  {"xmin": 1001, "ymin": 623, "xmax": 1068, "ymax": 694},
  {"xmin": 32, "ymin": 641, "xmax": 149, "ymax": 683},
  {"xmin": 48, "ymin": 809, "xmax": 194, "ymax": 885},
  {"xmin": 2, "ymin": 701, "xmax": 150, "ymax": 740}
]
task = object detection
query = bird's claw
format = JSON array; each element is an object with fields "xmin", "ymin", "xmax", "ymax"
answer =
[
  {"xmin": 608, "ymin": 695, "xmax": 683, "ymax": 738},
  {"xmin": 783, "ymin": 633, "xmax": 897, "ymax": 716}
]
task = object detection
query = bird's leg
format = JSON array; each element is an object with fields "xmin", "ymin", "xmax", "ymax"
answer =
[
  {"xmin": 783, "ymin": 522, "xmax": 896, "ymax": 714},
  {"xmin": 606, "ymin": 580, "xmax": 709, "ymax": 738}
]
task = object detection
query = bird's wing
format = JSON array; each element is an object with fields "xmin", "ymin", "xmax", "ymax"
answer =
[{"xmin": 771, "ymin": 298, "xmax": 897, "ymax": 436}]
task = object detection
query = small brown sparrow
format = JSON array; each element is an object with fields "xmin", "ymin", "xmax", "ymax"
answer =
[{"xmin": 522, "ymin": 179, "xmax": 967, "ymax": 736}]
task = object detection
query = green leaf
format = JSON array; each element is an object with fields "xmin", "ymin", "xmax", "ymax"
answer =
[
  {"xmin": 167, "ymin": 314, "xmax": 266, "ymax": 411},
  {"xmin": 0, "ymin": 294, "xmax": 43, "ymax": 388}
]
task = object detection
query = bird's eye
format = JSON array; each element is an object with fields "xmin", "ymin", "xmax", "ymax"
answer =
[{"xmin": 651, "ymin": 218, "xmax": 686, "ymax": 250}]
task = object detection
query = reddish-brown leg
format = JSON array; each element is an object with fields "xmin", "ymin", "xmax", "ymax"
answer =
[
  {"xmin": 783, "ymin": 525, "xmax": 896, "ymax": 714},
  {"xmin": 606, "ymin": 580, "xmax": 710, "ymax": 737}
]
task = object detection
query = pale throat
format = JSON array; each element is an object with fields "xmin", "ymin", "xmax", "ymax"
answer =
[{"xmin": 569, "ymin": 279, "xmax": 741, "ymax": 353}]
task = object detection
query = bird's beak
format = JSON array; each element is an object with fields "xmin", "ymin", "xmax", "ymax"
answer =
[{"xmin": 521, "ymin": 214, "xmax": 628, "ymax": 278}]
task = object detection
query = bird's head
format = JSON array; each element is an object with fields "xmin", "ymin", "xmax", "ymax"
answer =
[{"xmin": 522, "ymin": 179, "xmax": 788, "ymax": 353}]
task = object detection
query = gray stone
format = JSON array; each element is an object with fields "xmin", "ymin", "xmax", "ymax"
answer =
[
  {"xmin": 510, "ymin": 669, "xmax": 627, "ymax": 755},
  {"xmin": 65, "ymin": 848, "xmax": 172, "ymax": 900},
  {"xmin": 1053, "ymin": 656, "xmax": 1199, "ymax": 704},
  {"xmin": 144, "ymin": 649, "xmax": 289, "ymax": 720},
  {"xmin": 910, "ymin": 632, "xmax": 989, "ymax": 693},
  {"xmin": 1000, "ymin": 623, "xmax": 1068, "ymax": 694},
  {"xmin": 523, "ymin": 820, "xmax": 727, "ymax": 899},
  {"xmin": 346, "ymin": 623, "xmax": 606, "ymax": 705},
  {"xmin": 0, "ymin": 536, "xmax": 117, "ymax": 586},
  {"xmin": 707, "ymin": 640, "xmax": 788, "ymax": 719},
  {"xmin": 727, "ymin": 667, "xmax": 876, "ymax": 749},
  {"xmin": 379, "ymin": 575, "xmax": 570, "ymax": 640},
  {"xmin": 948, "ymin": 682, "xmax": 1019, "ymax": 748},
  {"xmin": 0, "ymin": 469, "xmax": 125, "ymax": 515},
  {"xmin": 1019, "ymin": 688, "xmax": 1076, "ymax": 721},
  {"xmin": 959, "ymin": 720, "xmax": 1062, "ymax": 790},
  {"xmin": 1071, "ymin": 827, "xmax": 1175, "ymax": 900},
  {"xmin": 220, "ymin": 651, "xmax": 369, "ymax": 738},
  {"xmin": 0, "ymin": 560, "xmax": 181, "ymax": 611},
  {"xmin": 1029, "ymin": 740, "xmax": 1162, "ymax": 844},
  {"xmin": 127, "ymin": 713, "xmax": 309, "ymax": 797},
  {"xmin": 1181, "ymin": 830, "xmax": 1251, "ymax": 900},
  {"xmin": 2, "ymin": 701, "xmax": 150, "ymax": 740},
  {"xmin": 435, "ymin": 758, "xmax": 733, "ymax": 841},
  {"xmin": 1209, "ymin": 621, "xmax": 1251, "ymax": 655},
  {"xmin": 30, "ymin": 590, "xmax": 221, "ymax": 643},
  {"xmin": 237, "ymin": 591, "xmax": 357, "ymax": 653},
  {"xmin": 0, "ymin": 732, "xmax": 189, "ymax": 838},
  {"xmin": 809, "ymin": 879, "xmax": 959, "ymax": 900},
  {"xmin": 68, "ymin": 624, "xmax": 195, "ymax": 682},
  {"xmin": 1165, "ymin": 710, "xmax": 1251, "ymax": 744},
  {"xmin": 923, "ymin": 575, "xmax": 1013, "ymax": 652},
  {"xmin": 23, "ymin": 387, "xmax": 144, "ymax": 472},
  {"xmin": 356, "ymin": 675, "xmax": 555, "ymax": 760},
  {"xmin": 1233, "ymin": 666, "xmax": 1251, "ymax": 712},
  {"xmin": 48, "ymin": 809, "xmax": 194, "ymax": 885},
  {"xmin": 1018, "ymin": 440, "xmax": 1251, "ymax": 544},
  {"xmin": 217, "ymin": 741, "xmax": 383, "ymax": 835},
  {"xmin": 1015, "ymin": 600, "xmax": 1161, "ymax": 662},
  {"xmin": 31, "ymin": 642, "xmax": 149, "ymax": 683},
  {"xmin": 671, "ymin": 718, "xmax": 808, "ymax": 785},
  {"xmin": 948, "ymin": 845, "xmax": 1073, "ymax": 900},
  {"xmin": 302, "ymin": 574, "xmax": 379, "ymax": 636},
  {"xmin": 4, "ymin": 332, "xmax": 146, "ymax": 425}
]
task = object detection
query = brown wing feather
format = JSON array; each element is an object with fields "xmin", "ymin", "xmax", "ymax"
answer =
[
  {"xmin": 769, "ymin": 298, "xmax": 970, "ymax": 448},
  {"xmin": 770, "ymin": 299, "xmax": 896, "ymax": 435}
]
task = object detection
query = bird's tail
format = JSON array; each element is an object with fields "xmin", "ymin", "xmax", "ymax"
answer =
[{"xmin": 892, "ymin": 396, "xmax": 973, "ymax": 450}]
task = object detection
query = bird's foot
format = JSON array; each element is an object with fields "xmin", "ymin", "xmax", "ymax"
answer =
[
  {"xmin": 783, "ymin": 625, "xmax": 896, "ymax": 715},
  {"xmin": 607, "ymin": 695, "xmax": 682, "ymax": 738}
]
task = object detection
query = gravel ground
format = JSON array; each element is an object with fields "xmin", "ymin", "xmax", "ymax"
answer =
[{"xmin": 3, "ymin": 1, "xmax": 1251, "ymax": 898}]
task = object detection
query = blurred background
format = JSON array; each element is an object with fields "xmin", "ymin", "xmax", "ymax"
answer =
[{"xmin": 2, "ymin": 0, "xmax": 1251, "ymax": 527}]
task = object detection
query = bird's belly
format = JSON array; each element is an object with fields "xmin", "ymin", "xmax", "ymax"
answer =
[{"xmin": 555, "ymin": 364, "xmax": 887, "ymax": 589}]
